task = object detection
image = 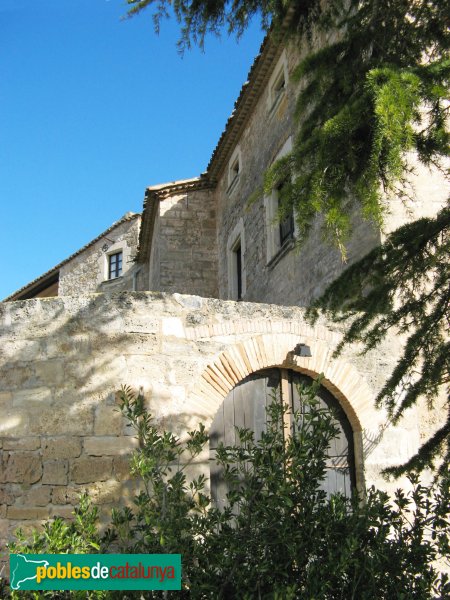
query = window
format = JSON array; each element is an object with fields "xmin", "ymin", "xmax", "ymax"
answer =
[
  {"xmin": 265, "ymin": 137, "xmax": 295, "ymax": 265},
  {"xmin": 210, "ymin": 369, "xmax": 356, "ymax": 510},
  {"xmin": 267, "ymin": 51, "xmax": 288, "ymax": 112},
  {"xmin": 227, "ymin": 146, "xmax": 242, "ymax": 194},
  {"xmin": 271, "ymin": 69, "xmax": 286, "ymax": 104},
  {"xmin": 108, "ymin": 251, "xmax": 122, "ymax": 279},
  {"xmin": 227, "ymin": 219, "xmax": 246, "ymax": 300},
  {"xmin": 233, "ymin": 240, "xmax": 243, "ymax": 300},
  {"xmin": 277, "ymin": 181, "xmax": 295, "ymax": 246}
]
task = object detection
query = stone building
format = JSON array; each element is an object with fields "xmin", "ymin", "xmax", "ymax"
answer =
[{"xmin": 1, "ymin": 29, "xmax": 448, "ymax": 563}]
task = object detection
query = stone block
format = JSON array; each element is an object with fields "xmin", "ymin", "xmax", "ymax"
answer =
[
  {"xmin": 7, "ymin": 506, "xmax": 49, "ymax": 520},
  {"xmin": 71, "ymin": 457, "xmax": 113, "ymax": 484},
  {"xmin": 27, "ymin": 403, "xmax": 94, "ymax": 436},
  {"xmin": 0, "ymin": 391, "xmax": 12, "ymax": 409},
  {"xmin": 23, "ymin": 486, "xmax": 52, "ymax": 507},
  {"xmin": 0, "ymin": 452, "xmax": 42, "ymax": 484},
  {"xmin": 0, "ymin": 487, "xmax": 15, "ymax": 506},
  {"xmin": 52, "ymin": 486, "xmax": 82, "ymax": 506},
  {"xmin": 113, "ymin": 456, "xmax": 131, "ymax": 481},
  {"xmin": 84, "ymin": 480, "xmax": 121, "ymax": 505},
  {"xmin": 42, "ymin": 437, "xmax": 82, "ymax": 459},
  {"xmin": 0, "ymin": 518, "xmax": 8, "ymax": 541},
  {"xmin": 42, "ymin": 460, "xmax": 68, "ymax": 485},
  {"xmin": 84, "ymin": 437, "xmax": 137, "ymax": 456},
  {"xmin": 162, "ymin": 317, "xmax": 185, "ymax": 338},
  {"xmin": 2, "ymin": 437, "xmax": 41, "ymax": 451},
  {"xmin": 12, "ymin": 387, "xmax": 52, "ymax": 406},
  {"xmin": 0, "ymin": 409, "xmax": 30, "ymax": 436},
  {"xmin": 51, "ymin": 506, "xmax": 76, "ymax": 520},
  {"xmin": 94, "ymin": 405, "xmax": 123, "ymax": 436},
  {"xmin": 34, "ymin": 360, "xmax": 65, "ymax": 386}
]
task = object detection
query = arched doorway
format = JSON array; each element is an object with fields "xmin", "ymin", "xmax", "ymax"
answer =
[{"xmin": 209, "ymin": 368, "xmax": 355, "ymax": 508}]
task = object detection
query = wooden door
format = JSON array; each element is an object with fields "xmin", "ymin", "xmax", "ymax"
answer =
[{"xmin": 209, "ymin": 368, "xmax": 355, "ymax": 508}]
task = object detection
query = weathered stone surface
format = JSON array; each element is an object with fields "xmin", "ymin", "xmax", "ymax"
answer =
[
  {"xmin": 94, "ymin": 405, "xmax": 123, "ymax": 436},
  {"xmin": 27, "ymin": 404, "xmax": 94, "ymax": 436},
  {"xmin": 51, "ymin": 506, "xmax": 76, "ymax": 519},
  {"xmin": 71, "ymin": 458, "xmax": 113, "ymax": 484},
  {"xmin": 0, "ymin": 487, "xmax": 15, "ymax": 505},
  {"xmin": 12, "ymin": 387, "xmax": 52, "ymax": 406},
  {"xmin": 34, "ymin": 360, "xmax": 65, "ymax": 386},
  {"xmin": 58, "ymin": 215, "xmax": 141, "ymax": 296},
  {"xmin": 23, "ymin": 486, "xmax": 52, "ymax": 507},
  {"xmin": 0, "ymin": 291, "xmax": 446, "ymax": 544},
  {"xmin": 0, "ymin": 453, "xmax": 42, "ymax": 484},
  {"xmin": 83, "ymin": 480, "xmax": 122, "ymax": 505},
  {"xmin": 2, "ymin": 437, "xmax": 41, "ymax": 451},
  {"xmin": 42, "ymin": 437, "xmax": 82, "ymax": 459},
  {"xmin": 7, "ymin": 506, "xmax": 49, "ymax": 520},
  {"xmin": 52, "ymin": 486, "xmax": 82, "ymax": 505},
  {"xmin": 84, "ymin": 436, "xmax": 137, "ymax": 456},
  {"xmin": 42, "ymin": 460, "xmax": 69, "ymax": 485},
  {"xmin": 113, "ymin": 457, "xmax": 131, "ymax": 481}
]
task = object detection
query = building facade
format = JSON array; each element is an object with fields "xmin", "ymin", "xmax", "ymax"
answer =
[{"xmin": 1, "ymin": 30, "xmax": 448, "ymax": 566}]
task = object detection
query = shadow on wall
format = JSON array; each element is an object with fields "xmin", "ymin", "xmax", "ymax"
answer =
[{"xmin": 0, "ymin": 292, "xmax": 209, "ymax": 571}]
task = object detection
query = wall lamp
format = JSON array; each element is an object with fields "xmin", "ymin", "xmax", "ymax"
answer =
[{"xmin": 293, "ymin": 343, "xmax": 312, "ymax": 357}]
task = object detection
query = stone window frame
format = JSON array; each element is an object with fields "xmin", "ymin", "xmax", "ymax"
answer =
[
  {"xmin": 267, "ymin": 50, "xmax": 289, "ymax": 115},
  {"xmin": 227, "ymin": 218, "xmax": 246, "ymax": 300},
  {"xmin": 264, "ymin": 136, "xmax": 297, "ymax": 267},
  {"xmin": 227, "ymin": 146, "xmax": 242, "ymax": 195},
  {"xmin": 100, "ymin": 239, "xmax": 131, "ymax": 284},
  {"xmin": 108, "ymin": 251, "xmax": 123, "ymax": 279}
]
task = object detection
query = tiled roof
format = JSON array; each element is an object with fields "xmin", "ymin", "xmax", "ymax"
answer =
[{"xmin": 4, "ymin": 212, "xmax": 140, "ymax": 301}]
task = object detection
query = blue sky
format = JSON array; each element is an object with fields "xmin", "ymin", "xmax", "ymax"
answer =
[{"xmin": 0, "ymin": 0, "xmax": 265, "ymax": 299}]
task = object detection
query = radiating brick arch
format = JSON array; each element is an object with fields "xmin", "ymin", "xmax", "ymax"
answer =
[{"xmin": 190, "ymin": 332, "xmax": 376, "ymax": 434}]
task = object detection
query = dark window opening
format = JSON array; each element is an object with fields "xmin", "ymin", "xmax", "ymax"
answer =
[
  {"xmin": 235, "ymin": 242, "xmax": 242, "ymax": 300},
  {"xmin": 273, "ymin": 72, "xmax": 285, "ymax": 98},
  {"xmin": 108, "ymin": 252, "xmax": 123, "ymax": 279},
  {"xmin": 277, "ymin": 182, "xmax": 294, "ymax": 245}
]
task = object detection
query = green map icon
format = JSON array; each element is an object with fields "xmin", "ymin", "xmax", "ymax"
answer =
[{"xmin": 10, "ymin": 554, "xmax": 49, "ymax": 590}]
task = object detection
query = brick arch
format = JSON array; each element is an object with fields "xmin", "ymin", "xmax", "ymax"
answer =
[{"xmin": 190, "ymin": 333, "xmax": 376, "ymax": 434}]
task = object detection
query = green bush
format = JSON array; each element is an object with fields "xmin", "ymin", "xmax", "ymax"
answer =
[{"xmin": 4, "ymin": 380, "xmax": 450, "ymax": 599}]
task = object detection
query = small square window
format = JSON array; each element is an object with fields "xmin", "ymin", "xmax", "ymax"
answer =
[{"xmin": 108, "ymin": 252, "xmax": 122, "ymax": 279}]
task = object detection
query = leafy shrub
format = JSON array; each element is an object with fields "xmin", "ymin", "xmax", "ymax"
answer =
[{"xmin": 3, "ymin": 380, "xmax": 449, "ymax": 598}]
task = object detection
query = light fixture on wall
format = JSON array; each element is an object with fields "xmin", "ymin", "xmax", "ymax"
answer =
[{"xmin": 293, "ymin": 343, "xmax": 312, "ymax": 357}]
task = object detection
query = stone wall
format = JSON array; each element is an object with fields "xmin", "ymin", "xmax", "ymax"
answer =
[
  {"xmin": 150, "ymin": 189, "xmax": 218, "ymax": 298},
  {"xmin": 212, "ymin": 40, "xmax": 449, "ymax": 308},
  {"xmin": 1, "ymin": 291, "xmax": 443, "ymax": 570},
  {"xmin": 213, "ymin": 43, "xmax": 381, "ymax": 307},
  {"xmin": 58, "ymin": 214, "xmax": 140, "ymax": 296}
]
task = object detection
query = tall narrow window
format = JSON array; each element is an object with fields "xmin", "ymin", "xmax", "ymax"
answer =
[
  {"xmin": 227, "ymin": 219, "xmax": 246, "ymax": 300},
  {"xmin": 235, "ymin": 241, "xmax": 242, "ymax": 300},
  {"xmin": 277, "ymin": 181, "xmax": 295, "ymax": 246},
  {"xmin": 108, "ymin": 251, "xmax": 122, "ymax": 279}
]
